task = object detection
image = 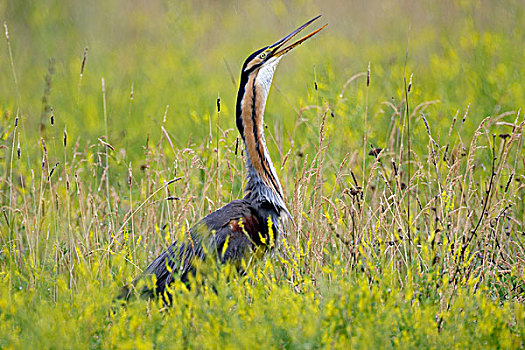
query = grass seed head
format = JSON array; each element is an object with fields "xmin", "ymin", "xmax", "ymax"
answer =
[
  {"xmin": 80, "ymin": 47, "xmax": 88, "ymax": 77},
  {"xmin": 366, "ymin": 61, "xmax": 370, "ymax": 87}
]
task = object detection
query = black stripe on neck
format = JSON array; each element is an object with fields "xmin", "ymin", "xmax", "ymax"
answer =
[{"xmin": 250, "ymin": 77, "xmax": 283, "ymax": 201}]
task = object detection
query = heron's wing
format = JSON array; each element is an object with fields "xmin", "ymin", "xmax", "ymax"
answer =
[
  {"xmin": 137, "ymin": 199, "xmax": 266, "ymax": 299},
  {"xmin": 199, "ymin": 199, "xmax": 270, "ymax": 260}
]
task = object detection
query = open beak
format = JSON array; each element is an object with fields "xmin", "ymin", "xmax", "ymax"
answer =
[{"xmin": 269, "ymin": 15, "xmax": 327, "ymax": 58}]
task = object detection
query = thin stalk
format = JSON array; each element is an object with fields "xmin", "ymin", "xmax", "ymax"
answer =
[{"xmin": 101, "ymin": 78, "xmax": 113, "ymax": 233}]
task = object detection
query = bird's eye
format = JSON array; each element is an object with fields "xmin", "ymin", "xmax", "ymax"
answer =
[{"xmin": 259, "ymin": 52, "xmax": 267, "ymax": 59}]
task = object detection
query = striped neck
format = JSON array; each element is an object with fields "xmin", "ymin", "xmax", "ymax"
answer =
[{"xmin": 235, "ymin": 63, "xmax": 288, "ymax": 216}]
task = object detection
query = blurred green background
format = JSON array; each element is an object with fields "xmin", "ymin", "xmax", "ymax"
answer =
[{"xmin": 2, "ymin": 0, "xmax": 524, "ymax": 168}]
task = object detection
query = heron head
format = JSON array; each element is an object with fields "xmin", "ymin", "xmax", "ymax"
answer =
[{"xmin": 240, "ymin": 15, "xmax": 327, "ymax": 95}]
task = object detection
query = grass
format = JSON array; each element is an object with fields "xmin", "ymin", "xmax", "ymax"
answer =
[{"xmin": 1, "ymin": 0, "xmax": 524, "ymax": 348}]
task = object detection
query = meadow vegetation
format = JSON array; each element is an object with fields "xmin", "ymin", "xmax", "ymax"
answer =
[{"xmin": 1, "ymin": 0, "xmax": 524, "ymax": 348}]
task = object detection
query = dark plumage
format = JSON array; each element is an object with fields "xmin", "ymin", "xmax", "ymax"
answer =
[{"xmin": 140, "ymin": 199, "xmax": 278, "ymax": 298}]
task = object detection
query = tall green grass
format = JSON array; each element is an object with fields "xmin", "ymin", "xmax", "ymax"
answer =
[{"xmin": 1, "ymin": 0, "xmax": 524, "ymax": 348}]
